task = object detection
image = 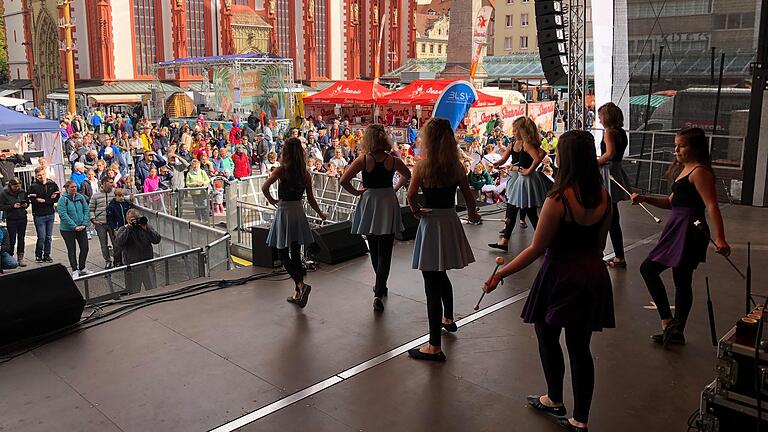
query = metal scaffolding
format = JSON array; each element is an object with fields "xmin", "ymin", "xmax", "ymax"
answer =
[{"xmin": 567, "ymin": 0, "xmax": 587, "ymax": 130}]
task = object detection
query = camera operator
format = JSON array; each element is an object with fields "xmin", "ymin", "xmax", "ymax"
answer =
[{"xmin": 114, "ymin": 209, "xmax": 161, "ymax": 293}]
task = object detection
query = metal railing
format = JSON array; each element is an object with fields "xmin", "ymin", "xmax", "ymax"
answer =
[
  {"xmin": 72, "ymin": 204, "xmax": 231, "ymax": 304},
  {"xmin": 622, "ymin": 130, "xmax": 745, "ymax": 203},
  {"xmin": 131, "ymin": 179, "xmax": 231, "ymax": 226}
]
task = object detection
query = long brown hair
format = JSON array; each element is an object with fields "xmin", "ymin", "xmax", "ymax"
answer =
[
  {"xmin": 414, "ymin": 118, "xmax": 463, "ymax": 187},
  {"xmin": 279, "ymin": 137, "xmax": 308, "ymax": 185},
  {"xmin": 550, "ymin": 130, "xmax": 604, "ymax": 208},
  {"xmin": 512, "ymin": 116, "xmax": 540, "ymax": 148},
  {"xmin": 598, "ymin": 102, "xmax": 624, "ymax": 129},
  {"xmin": 666, "ymin": 127, "xmax": 712, "ymax": 180},
  {"xmin": 362, "ymin": 124, "xmax": 392, "ymax": 154}
]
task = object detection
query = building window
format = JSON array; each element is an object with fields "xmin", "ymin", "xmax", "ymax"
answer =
[
  {"xmin": 429, "ymin": 44, "xmax": 434, "ymax": 53},
  {"xmin": 437, "ymin": 44, "xmax": 442, "ymax": 54},
  {"xmin": 233, "ymin": 0, "xmax": 248, "ymax": 4},
  {"xmin": 504, "ymin": 37, "xmax": 513, "ymax": 50},
  {"xmin": 507, "ymin": 0, "xmax": 513, "ymax": 4},
  {"xmin": 522, "ymin": 0, "xmax": 529, "ymax": 3},
  {"xmin": 276, "ymin": 0, "xmax": 291, "ymax": 58},
  {"xmin": 314, "ymin": 0, "xmax": 328, "ymax": 77},
  {"xmin": 186, "ymin": 0, "xmax": 207, "ymax": 75},
  {"xmin": 505, "ymin": 14, "xmax": 513, "ymax": 27},
  {"xmin": 421, "ymin": 43, "xmax": 426, "ymax": 53},
  {"xmin": 133, "ymin": 0, "xmax": 158, "ymax": 76},
  {"xmin": 521, "ymin": 14, "xmax": 529, "ymax": 27},
  {"xmin": 520, "ymin": 36, "xmax": 529, "ymax": 50}
]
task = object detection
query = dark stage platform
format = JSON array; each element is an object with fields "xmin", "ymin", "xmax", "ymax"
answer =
[{"xmin": 1, "ymin": 203, "xmax": 766, "ymax": 432}]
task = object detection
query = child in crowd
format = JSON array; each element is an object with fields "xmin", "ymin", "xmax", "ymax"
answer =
[
  {"xmin": 212, "ymin": 178, "xmax": 226, "ymax": 215},
  {"xmin": 468, "ymin": 162, "xmax": 493, "ymax": 200},
  {"xmin": 123, "ymin": 176, "xmax": 139, "ymax": 198}
]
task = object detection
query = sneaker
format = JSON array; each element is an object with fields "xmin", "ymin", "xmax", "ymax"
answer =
[
  {"xmin": 78, "ymin": 268, "xmax": 92, "ymax": 276},
  {"xmin": 43, "ymin": 256, "xmax": 53, "ymax": 262},
  {"xmin": 105, "ymin": 261, "xmax": 113, "ymax": 270},
  {"xmin": 87, "ymin": 234, "xmax": 93, "ymax": 240},
  {"xmin": 35, "ymin": 256, "xmax": 43, "ymax": 263},
  {"xmin": 71, "ymin": 270, "xmax": 80, "ymax": 279}
]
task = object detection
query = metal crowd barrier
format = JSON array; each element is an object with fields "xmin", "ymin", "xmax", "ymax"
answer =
[{"xmin": 72, "ymin": 204, "xmax": 232, "ymax": 304}]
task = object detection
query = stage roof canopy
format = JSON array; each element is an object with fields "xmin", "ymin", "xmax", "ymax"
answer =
[
  {"xmin": 157, "ymin": 52, "xmax": 294, "ymax": 68},
  {"xmin": 382, "ymin": 79, "xmax": 503, "ymax": 107},
  {"xmin": 303, "ymin": 80, "xmax": 393, "ymax": 105},
  {"xmin": 0, "ymin": 105, "xmax": 60, "ymax": 134}
]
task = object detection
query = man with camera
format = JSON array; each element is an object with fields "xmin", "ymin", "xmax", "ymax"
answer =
[{"xmin": 114, "ymin": 209, "xmax": 161, "ymax": 293}]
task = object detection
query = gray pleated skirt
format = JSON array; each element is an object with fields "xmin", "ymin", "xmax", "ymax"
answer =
[
  {"xmin": 352, "ymin": 187, "xmax": 404, "ymax": 235},
  {"xmin": 266, "ymin": 200, "xmax": 315, "ymax": 249},
  {"xmin": 412, "ymin": 208, "xmax": 475, "ymax": 271},
  {"xmin": 508, "ymin": 172, "xmax": 548, "ymax": 208},
  {"xmin": 505, "ymin": 169, "xmax": 520, "ymax": 202}
]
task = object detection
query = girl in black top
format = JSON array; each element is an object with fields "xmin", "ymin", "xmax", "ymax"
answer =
[
  {"xmin": 633, "ymin": 128, "xmax": 730, "ymax": 345},
  {"xmin": 485, "ymin": 131, "xmax": 614, "ymax": 432},
  {"xmin": 406, "ymin": 118, "xmax": 480, "ymax": 361},
  {"xmin": 262, "ymin": 137, "xmax": 327, "ymax": 308},
  {"xmin": 597, "ymin": 102, "xmax": 632, "ymax": 268},
  {"xmin": 341, "ymin": 125, "xmax": 411, "ymax": 312}
]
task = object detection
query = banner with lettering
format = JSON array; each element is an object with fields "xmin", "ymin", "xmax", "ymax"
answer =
[
  {"xmin": 528, "ymin": 101, "xmax": 557, "ymax": 132},
  {"xmin": 467, "ymin": 104, "xmax": 527, "ymax": 137},
  {"xmin": 432, "ymin": 81, "xmax": 478, "ymax": 131}
]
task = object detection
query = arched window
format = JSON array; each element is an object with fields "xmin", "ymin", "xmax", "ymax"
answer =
[
  {"xmin": 34, "ymin": 11, "xmax": 60, "ymax": 103},
  {"xmin": 133, "ymin": 0, "xmax": 158, "ymax": 76}
]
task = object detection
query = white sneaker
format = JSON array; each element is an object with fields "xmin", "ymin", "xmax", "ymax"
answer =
[
  {"xmin": 71, "ymin": 270, "xmax": 80, "ymax": 279},
  {"xmin": 78, "ymin": 268, "xmax": 92, "ymax": 276}
]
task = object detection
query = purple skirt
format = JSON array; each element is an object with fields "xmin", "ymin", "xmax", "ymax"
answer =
[
  {"xmin": 521, "ymin": 249, "xmax": 615, "ymax": 331},
  {"xmin": 647, "ymin": 206, "xmax": 708, "ymax": 268}
]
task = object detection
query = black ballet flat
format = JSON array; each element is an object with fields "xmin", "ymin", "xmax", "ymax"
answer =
[
  {"xmin": 441, "ymin": 321, "xmax": 458, "ymax": 332},
  {"xmin": 407, "ymin": 348, "xmax": 446, "ymax": 362},
  {"xmin": 298, "ymin": 285, "xmax": 312, "ymax": 308},
  {"xmin": 527, "ymin": 395, "xmax": 567, "ymax": 417},
  {"xmin": 557, "ymin": 418, "xmax": 588, "ymax": 431},
  {"xmin": 373, "ymin": 297, "xmax": 384, "ymax": 312},
  {"xmin": 651, "ymin": 321, "xmax": 686, "ymax": 347},
  {"xmin": 488, "ymin": 243, "xmax": 508, "ymax": 252},
  {"xmin": 499, "ymin": 228, "xmax": 506, "ymax": 234},
  {"xmin": 286, "ymin": 296, "xmax": 301, "ymax": 305},
  {"xmin": 519, "ymin": 221, "xmax": 528, "ymax": 229}
]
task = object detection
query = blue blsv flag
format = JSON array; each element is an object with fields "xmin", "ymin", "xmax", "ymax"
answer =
[{"xmin": 432, "ymin": 80, "xmax": 478, "ymax": 131}]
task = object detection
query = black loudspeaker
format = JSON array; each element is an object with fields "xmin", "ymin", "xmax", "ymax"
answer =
[
  {"xmin": 396, "ymin": 206, "xmax": 420, "ymax": 241},
  {"xmin": 251, "ymin": 224, "xmax": 280, "ymax": 268},
  {"xmin": 0, "ymin": 264, "xmax": 85, "ymax": 347},
  {"xmin": 535, "ymin": 0, "xmax": 568, "ymax": 85},
  {"xmin": 310, "ymin": 221, "xmax": 368, "ymax": 264}
]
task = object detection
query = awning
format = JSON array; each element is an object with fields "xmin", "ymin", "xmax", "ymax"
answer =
[
  {"xmin": 0, "ymin": 90, "xmax": 21, "ymax": 97},
  {"xmin": 303, "ymin": 80, "xmax": 392, "ymax": 105},
  {"xmin": 47, "ymin": 92, "xmax": 70, "ymax": 101},
  {"xmin": 0, "ymin": 96, "xmax": 28, "ymax": 107},
  {"xmin": 381, "ymin": 79, "xmax": 503, "ymax": 108},
  {"xmin": 88, "ymin": 94, "xmax": 142, "ymax": 104},
  {"xmin": 629, "ymin": 95, "xmax": 670, "ymax": 108}
]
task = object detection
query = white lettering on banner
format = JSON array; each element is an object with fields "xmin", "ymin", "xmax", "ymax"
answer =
[
  {"xmin": 329, "ymin": 85, "xmax": 363, "ymax": 96},
  {"xmin": 528, "ymin": 102, "xmax": 557, "ymax": 132}
]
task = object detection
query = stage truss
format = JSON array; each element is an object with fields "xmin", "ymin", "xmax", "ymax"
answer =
[
  {"xmin": 567, "ymin": 0, "xmax": 587, "ymax": 130},
  {"xmin": 151, "ymin": 54, "xmax": 297, "ymax": 121}
]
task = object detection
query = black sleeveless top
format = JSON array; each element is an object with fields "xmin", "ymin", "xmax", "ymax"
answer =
[
  {"xmin": 423, "ymin": 185, "xmax": 456, "ymax": 209},
  {"xmin": 600, "ymin": 128, "xmax": 628, "ymax": 162},
  {"xmin": 278, "ymin": 176, "xmax": 306, "ymax": 201},
  {"xmin": 549, "ymin": 192, "xmax": 610, "ymax": 256},
  {"xmin": 516, "ymin": 143, "xmax": 534, "ymax": 169},
  {"xmin": 671, "ymin": 167, "xmax": 706, "ymax": 213},
  {"xmin": 362, "ymin": 153, "xmax": 395, "ymax": 188}
]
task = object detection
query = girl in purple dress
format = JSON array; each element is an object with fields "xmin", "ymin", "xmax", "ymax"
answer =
[
  {"xmin": 484, "ymin": 130, "xmax": 614, "ymax": 432},
  {"xmin": 633, "ymin": 128, "xmax": 730, "ymax": 346}
]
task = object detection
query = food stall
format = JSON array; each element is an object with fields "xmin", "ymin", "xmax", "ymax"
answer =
[{"xmin": 302, "ymin": 80, "xmax": 393, "ymax": 127}]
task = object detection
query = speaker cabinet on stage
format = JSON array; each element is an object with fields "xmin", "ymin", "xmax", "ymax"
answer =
[
  {"xmin": 396, "ymin": 206, "xmax": 419, "ymax": 241},
  {"xmin": 251, "ymin": 224, "xmax": 280, "ymax": 268},
  {"xmin": 535, "ymin": 0, "xmax": 568, "ymax": 85},
  {"xmin": 0, "ymin": 264, "xmax": 85, "ymax": 347},
  {"xmin": 310, "ymin": 221, "xmax": 368, "ymax": 265}
]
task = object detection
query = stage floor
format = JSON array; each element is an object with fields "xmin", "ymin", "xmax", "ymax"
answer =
[{"xmin": 2, "ymin": 203, "xmax": 766, "ymax": 432}]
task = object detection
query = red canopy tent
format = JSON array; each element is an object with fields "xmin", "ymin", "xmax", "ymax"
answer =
[
  {"xmin": 381, "ymin": 79, "xmax": 503, "ymax": 108},
  {"xmin": 303, "ymin": 80, "xmax": 392, "ymax": 105}
]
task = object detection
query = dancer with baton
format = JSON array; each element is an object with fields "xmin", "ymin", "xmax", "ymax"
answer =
[
  {"xmin": 484, "ymin": 131, "xmax": 614, "ymax": 432},
  {"xmin": 634, "ymin": 127, "xmax": 730, "ymax": 346}
]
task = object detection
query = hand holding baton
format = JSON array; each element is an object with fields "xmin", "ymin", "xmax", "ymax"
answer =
[
  {"xmin": 610, "ymin": 175, "xmax": 662, "ymax": 224},
  {"xmin": 693, "ymin": 220, "xmax": 744, "ymax": 279},
  {"xmin": 475, "ymin": 257, "xmax": 505, "ymax": 311}
]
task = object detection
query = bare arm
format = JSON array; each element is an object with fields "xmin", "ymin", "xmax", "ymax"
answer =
[
  {"xmin": 304, "ymin": 172, "xmax": 327, "ymax": 219},
  {"xmin": 392, "ymin": 157, "xmax": 412, "ymax": 191},
  {"xmin": 261, "ymin": 168, "xmax": 281, "ymax": 206},
  {"xmin": 519, "ymin": 142, "xmax": 543, "ymax": 176},
  {"xmin": 632, "ymin": 192, "xmax": 672, "ymax": 210},
  {"xmin": 493, "ymin": 145, "xmax": 512, "ymax": 167},
  {"xmin": 339, "ymin": 155, "xmax": 365, "ymax": 196},
  {"xmin": 597, "ymin": 129, "xmax": 616, "ymax": 166},
  {"xmin": 690, "ymin": 168, "xmax": 730, "ymax": 254},
  {"xmin": 485, "ymin": 196, "xmax": 563, "ymax": 292}
]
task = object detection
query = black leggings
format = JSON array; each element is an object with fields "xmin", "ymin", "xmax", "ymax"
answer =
[
  {"xmin": 278, "ymin": 242, "xmax": 304, "ymax": 286},
  {"xmin": 422, "ymin": 271, "xmax": 454, "ymax": 347},
  {"xmin": 608, "ymin": 202, "xmax": 625, "ymax": 259},
  {"xmin": 61, "ymin": 230, "xmax": 89, "ymax": 271},
  {"xmin": 640, "ymin": 258, "xmax": 695, "ymax": 331},
  {"xmin": 368, "ymin": 234, "xmax": 395, "ymax": 297},
  {"xmin": 535, "ymin": 322, "xmax": 594, "ymax": 424},
  {"xmin": 502, "ymin": 204, "xmax": 539, "ymax": 239}
]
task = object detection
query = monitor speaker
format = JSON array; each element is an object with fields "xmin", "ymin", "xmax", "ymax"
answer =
[
  {"xmin": 310, "ymin": 221, "xmax": 368, "ymax": 264},
  {"xmin": 0, "ymin": 264, "xmax": 85, "ymax": 348},
  {"xmin": 396, "ymin": 206, "xmax": 420, "ymax": 241},
  {"xmin": 251, "ymin": 224, "xmax": 280, "ymax": 268}
]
